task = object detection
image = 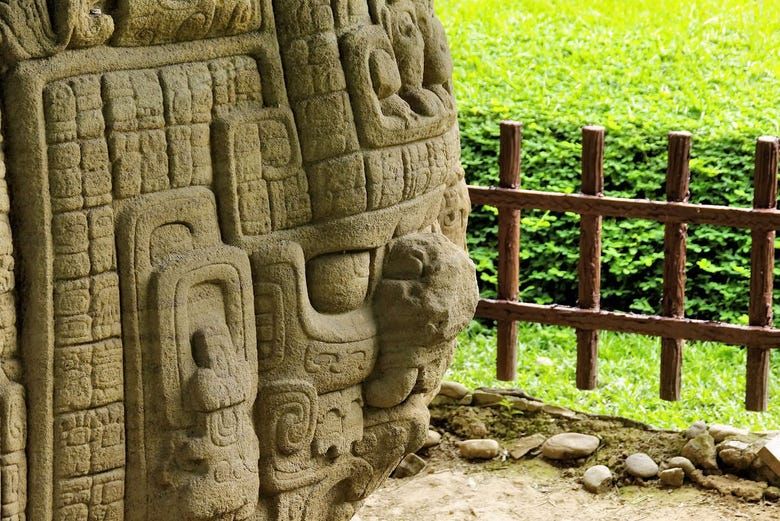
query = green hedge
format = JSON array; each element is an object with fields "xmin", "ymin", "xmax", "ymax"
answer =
[{"xmin": 439, "ymin": 0, "xmax": 780, "ymax": 322}]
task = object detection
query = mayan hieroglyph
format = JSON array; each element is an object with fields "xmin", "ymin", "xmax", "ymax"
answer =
[{"xmin": 0, "ymin": 1, "xmax": 478, "ymax": 520}]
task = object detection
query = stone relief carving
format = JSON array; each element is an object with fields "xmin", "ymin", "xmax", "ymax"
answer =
[
  {"xmin": 112, "ymin": 0, "xmax": 266, "ymax": 47},
  {"xmin": 0, "ymin": 0, "xmax": 56, "ymax": 63},
  {"xmin": 0, "ymin": 0, "xmax": 478, "ymax": 519}
]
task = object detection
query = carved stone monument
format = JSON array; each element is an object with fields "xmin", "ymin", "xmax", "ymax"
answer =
[{"xmin": 0, "ymin": 1, "xmax": 478, "ymax": 519}]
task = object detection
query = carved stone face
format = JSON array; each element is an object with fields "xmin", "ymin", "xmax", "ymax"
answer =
[{"xmin": 0, "ymin": 1, "xmax": 478, "ymax": 520}]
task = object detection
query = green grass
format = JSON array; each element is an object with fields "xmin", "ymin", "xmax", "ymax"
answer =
[
  {"xmin": 437, "ymin": 0, "xmax": 780, "ymax": 430},
  {"xmin": 439, "ymin": 0, "xmax": 780, "ymax": 134},
  {"xmin": 449, "ymin": 323, "xmax": 780, "ymax": 431}
]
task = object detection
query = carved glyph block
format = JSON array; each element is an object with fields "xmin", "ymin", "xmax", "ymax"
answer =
[{"xmin": 0, "ymin": 1, "xmax": 478, "ymax": 520}]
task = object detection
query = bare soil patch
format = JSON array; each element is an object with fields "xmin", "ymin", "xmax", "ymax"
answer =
[
  {"xmin": 358, "ymin": 461, "xmax": 778, "ymax": 520},
  {"xmin": 356, "ymin": 396, "xmax": 780, "ymax": 520}
]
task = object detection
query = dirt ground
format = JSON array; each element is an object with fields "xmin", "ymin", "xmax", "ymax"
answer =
[
  {"xmin": 354, "ymin": 395, "xmax": 780, "ymax": 520},
  {"xmin": 356, "ymin": 459, "xmax": 780, "ymax": 521}
]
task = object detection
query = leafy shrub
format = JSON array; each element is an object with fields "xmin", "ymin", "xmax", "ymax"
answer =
[{"xmin": 439, "ymin": 0, "xmax": 780, "ymax": 322}]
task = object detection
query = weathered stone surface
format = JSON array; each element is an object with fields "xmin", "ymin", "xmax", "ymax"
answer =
[
  {"xmin": 458, "ymin": 439, "xmax": 502, "ymax": 460},
  {"xmin": 709, "ymin": 424, "xmax": 749, "ymax": 443},
  {"xmin": 439, "ymin": 381, "xmax": 470, "ymax": 400},
  {"xmin": 682, "ymin": 433, "xmax": 719, "ymax": 470},
  {"xmin": 712, "ymin": 437, "xmax": 780, "ymax": 487},
  {"xmin": 472, "ymin": 390, "xmax": 504, "ymax": 407},
  {"xmin": 509, "ymin": 434, "xmax": 547, "ymax": 460},
  {"xmin": 659, "ymin": 468, "xmax": 685, "ymax": 488},
  {"xmin": 662, "ymin": 456, "xmax": 696, "ymax": 476},
  {"xmin": 423, "ymin": 430, "xmax": 443, "ymax": 449},
  {"xmin": 449, "ymin": 409, "xmax": 490, "ymax": 439},
  {"xmin": 719, "ymin": 440, "xmax": 751, "ymax": 452},
  {"xmin": 625, "ymin": 453, "xmax": 659, "ymax": 479},
  {"xmin": 684, "ymin": 420, "xmax": 708, "ymax": 440},
  {"xmin": 0, "ymin": 2, "xmax": 477, "ymax": 520},
  {"xmin": 392, "ymin": 453, "xmax": 428, "ymax": 479},
  {"xmin": 765, "ymin": 486, "xmax": 780, "ymax": 501},
  {"xmin": 515, "ymin": 398, "xmax": 545, "ymax": 413},
  {"xmin": 542, "ymin": 433, "xmax": 600, "ymax": 460},
  {"xmin": 542, "ymin": 405, "xmax": 578, "ymax": 418},
  {"xmin": 758, "ymin": 435, "xmax": 780, "ymax": 477},
  {"xmin": 583, "ymin": 465, "xmax": 613, "ymax": 494}
]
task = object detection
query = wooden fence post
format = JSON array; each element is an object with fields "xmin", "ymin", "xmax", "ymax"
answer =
[
  {"xmin": 577, "ymin": 126, "xmax": 605, "ymax": 390},
  {"xmin": 496, "ymin": 121, "xmax": 523, "ymax": 381},
  {"xmin": 660, "ymin": 131, "xmax": 692, "ymax": 401},
  {"xmin": 746, "ymin": 136, "xmax": 779, "ymax": 412}
]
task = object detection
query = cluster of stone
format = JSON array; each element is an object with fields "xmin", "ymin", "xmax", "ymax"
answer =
[
  {"xmin": 580, "ymin": 423, "xmax": 780, "ymax": 501},
  {"xmin": 424, "ymin": 383, "xmax": 780, "ymax": 503}
]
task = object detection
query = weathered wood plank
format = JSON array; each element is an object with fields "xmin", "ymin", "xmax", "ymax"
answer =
[
  {"xmin": 469, "ymin": 187, "xmax": 780, "ymax": 230},
  {"xmin": 496, "ymin": 121, "xmax": 523, "ymax": 381},
  {"xmin": 577, "ymin": 126, "xmax": 605, "ymax": 390},
  {"xmin": 476, "ymin": 300, "xmax": 780, "ymax": 349},
  {"xmin": 660, "ymin": 131, "xmax": 692, "ymax": 401},
  {"xmin": 746, "ymin": 136, "xmax": 779, "ymax": 412}
]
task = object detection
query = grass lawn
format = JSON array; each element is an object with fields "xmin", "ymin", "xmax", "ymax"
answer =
[
  {"xmin": 450, "ymin": 324, "xmax": 780, "ymax": 431},
  {"xmin": 438, "ymin": 0, "xmax": 780, "ymax": 134},
  {"xmin": 438, "ymin": 0, "xmax": 780, "ymax": 430}
]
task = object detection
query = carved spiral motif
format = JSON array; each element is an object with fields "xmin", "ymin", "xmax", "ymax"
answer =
[{"xmin": 262, "ymin": 383, "xmax": 318, "ymax": 457}]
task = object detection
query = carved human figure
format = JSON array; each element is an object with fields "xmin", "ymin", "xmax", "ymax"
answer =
[{"xmin": 159, "ymin": 325, "xmax": 258, "ymax": 521}]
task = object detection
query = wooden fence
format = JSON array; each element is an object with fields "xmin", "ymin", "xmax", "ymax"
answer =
[{"xmin": 470, "ymin": 121, "xmax": 780, "ymax": 412}]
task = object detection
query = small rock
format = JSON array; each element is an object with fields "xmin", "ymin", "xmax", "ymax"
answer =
[
  {"xmin": 542, "ymin": 433, "xmax": 600, "ymax": 460},
  {"xmin": 662, "ymin": 456, "xmax": 696, "ymax": 476},
  {"xmin": 765, "ymin": 486, "xmax": 780, "ymax": 501},
  {"xmin": 458, "ymin": 394, "xmax": 474, "ymax": 406},
  {"xmin": 509, "ymin": 433, "xmax": 547, "ymax": 460},
  {"xmin": 719, "ymin": 447, "xmax": 754, "ymax": 471},
  {"xmin": 392, "ymin": 453, "xmax": 427, "ymax": 479},
  {"xmin": 583, "ymin": 465, "xmax": 613, "ymax": 494},
  {"xmin": 684, "ymin": 420, "xmax": 708, "ymax": 439},
  {"xmin": 717, "ymin": 439, "xmax": 752, "ymax": 471},
  {"xmin": 709, "ymin": 424, "xmax": 749, "ymax": 443},
  {"xmin": 472, "ymin": 390, "xmax": 504, "ymax": 407},
  {"xmin": 753, "ymin": 447, "xmax": 780, "ymax": 486},
  {"xmin": 449, "ymin": 409, "xmax": 490, "ymax": 439},
  {"xmin": 430, "ymin": 395, "xmax": 458, "ymax": 406},
  {"xmin": 682, "ymin": 433, "xmax": 719, "ymax": 470},
  {"xmin": 758, "ymin": 435, "xmax": 780, "ymax": 477},
  {"xmin": 458, "ymin": 439, "xmax": 501, "ymax": 460},
  {"xmin": 515, "ymin": 398, "xmax": 545, "ymax": 413},
  {"xmin": 718, "ymin": 440, "xmax": 750, "ymax": 452},
  {"xmin": 465, "ymin": 420, "xmax": 489, "ymax": 439},
  {"xmin": 659, "ymin": 468, "xmax": 685, "ymax": 488},
  {"xmin": 625, "ymin": 453, "xmax": 659, "ymax": 479},
  {"xmin": 542, "ymin": 405, "xmax": 577, "ymax": 419},
  {"xmin": 423, "ymin": 430, "xmax": 442, "ymax": 449},
  {"xmin": 438, "ymin": 381, "xmax": 470, "ymax": 400},
  {"xmin": 476, "ymin": 387, "xmax": 538, "ymax": 400}
]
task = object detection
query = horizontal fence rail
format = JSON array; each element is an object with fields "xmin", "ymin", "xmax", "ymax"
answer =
[
  {"xmin": 470, "ymin": 120, "xmax": 780, "ymax": 412},
  {"xmin": 468, "ymin": 188, "xmax": 780, "ymax": 230}
]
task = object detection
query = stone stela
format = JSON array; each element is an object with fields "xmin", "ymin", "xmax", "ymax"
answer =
[{"xmin": 0, "ymin": 1, "xmax": 479, "ymax": 520}]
